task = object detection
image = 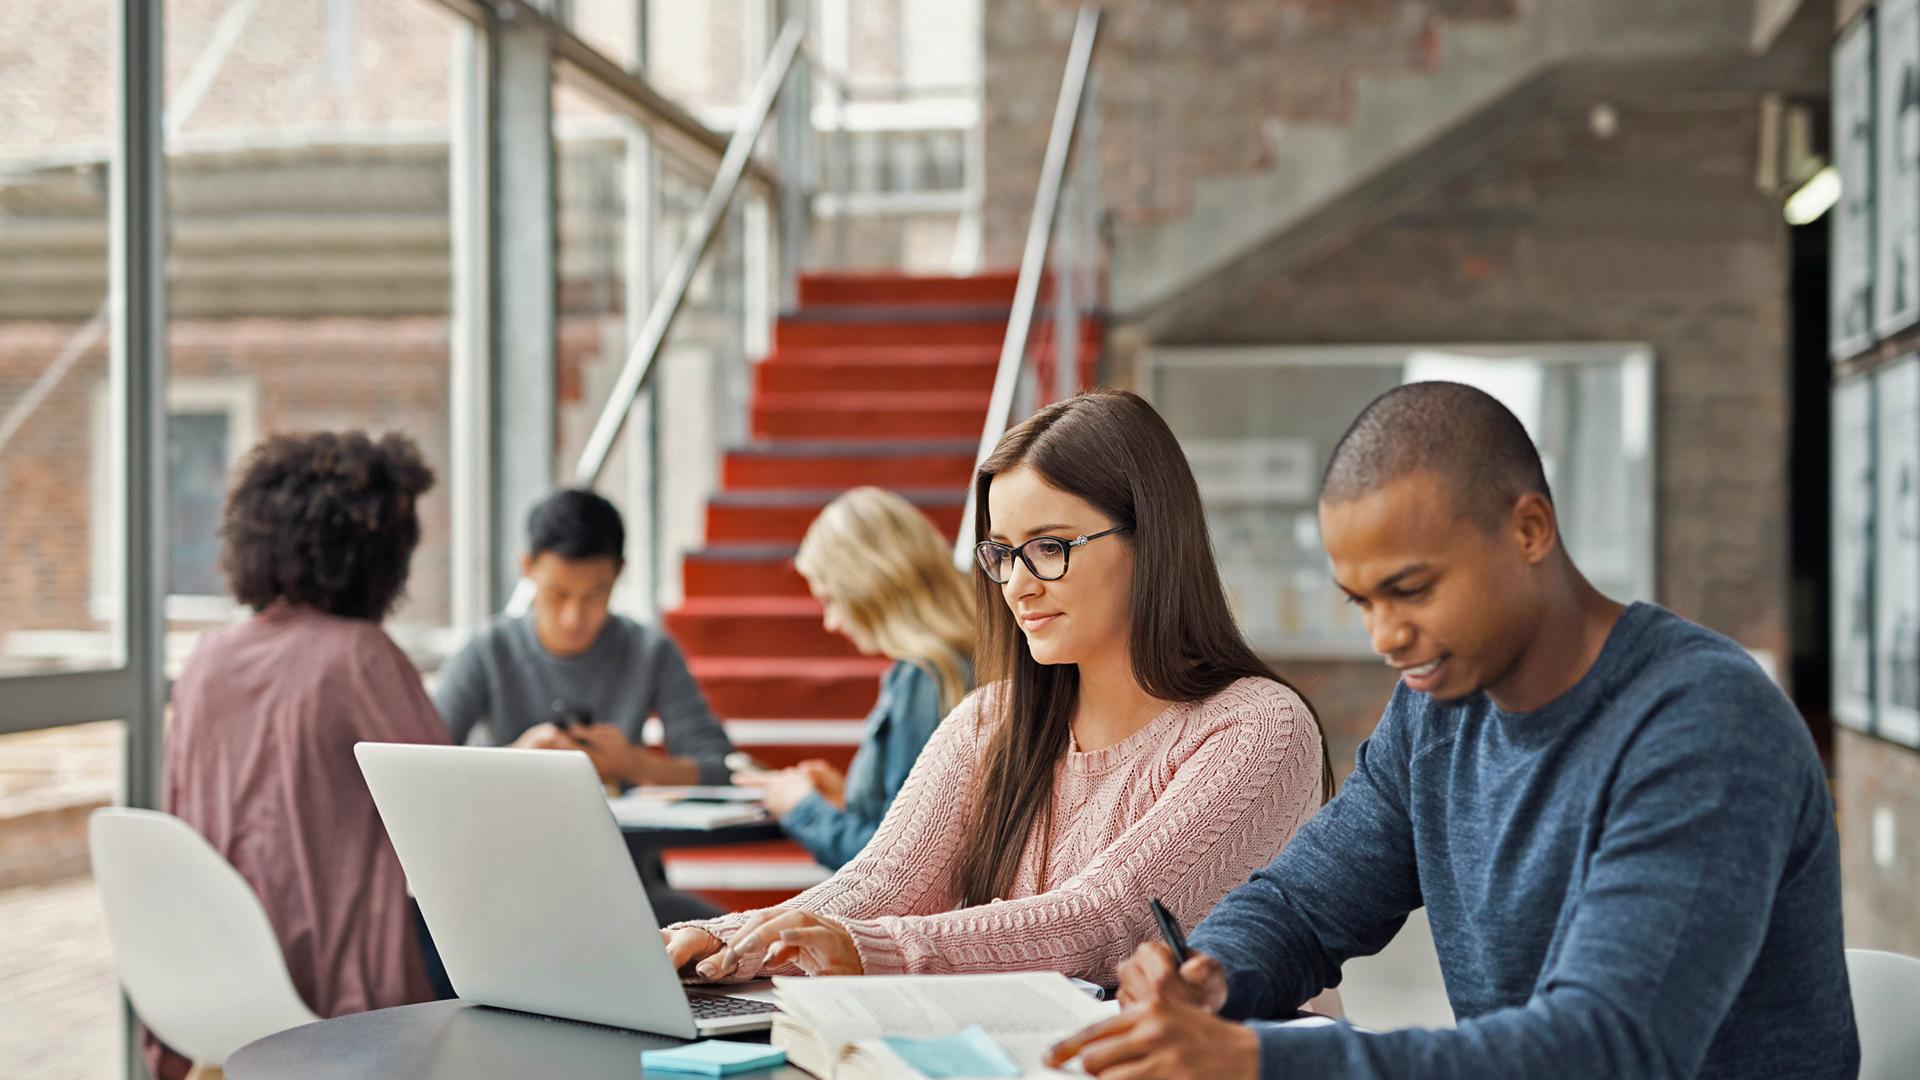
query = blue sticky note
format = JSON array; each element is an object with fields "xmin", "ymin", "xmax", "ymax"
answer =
[
  {"xmin": 879, "ymin": 1025, "xmax": 1021, "ymax": 1078},
  {"xmin": 641, "ymin": 1039, "xmax": 788, "ymax": 1076}
]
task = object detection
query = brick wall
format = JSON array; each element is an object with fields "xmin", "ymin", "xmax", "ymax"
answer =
[
  {"xmin": 1131, "ymin": 94, "xmax": 1792, "ymax": 768},
  {"xmin": 1836, "ymin": 728, "xmax": 1920, "ymax": 954},
  {"xmin": 0, "ymin": 317, "xmax": 457, "ymax": 646},
  {"xmin": 980, "ymin": 0, "xmax": 1489, "ymax": 269}
]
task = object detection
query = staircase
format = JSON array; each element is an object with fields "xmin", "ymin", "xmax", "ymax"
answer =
[{"xmin": 658, "ymin": 269, "xmax": 1097, "ymax": 911}]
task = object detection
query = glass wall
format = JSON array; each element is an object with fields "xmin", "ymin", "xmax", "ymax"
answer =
[
  {"xmin": 0, "ymin": 0, "xmax": 122, "ymax": 677},
  {"xmin": 0, "ymin": 1, "xmax": 795, "ymax": 1072},
  {"xmin": 161, "ymin": 0, "xmax": 465, "ymax": 668}
]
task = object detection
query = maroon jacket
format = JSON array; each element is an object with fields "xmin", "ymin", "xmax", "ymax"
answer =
[{"xmin": 152, "ymin": 604, "xmax": 446, "ymax": 1074}]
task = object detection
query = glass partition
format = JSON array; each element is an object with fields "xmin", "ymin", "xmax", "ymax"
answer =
[
  {"xmin": 1144, "ymin": 344, "xmax": 1658, "ymax": 657},
  {"xmin": 0, "ymin": 0, "xmax": 123, "ymax": 677},
  {"xmin": 161, "ymin": 0, "xmax": 466, "ymax": 670}
]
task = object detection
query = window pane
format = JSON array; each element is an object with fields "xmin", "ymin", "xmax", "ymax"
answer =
[
  {"xmin": 554, "ymin": 75, "xmax": 652, "ymax": 612},
  {"xmin": 168, "ymin": 412, "xmax": 231, "ymax": 596},
  {"xmin": 652, "ymin": 151, "xmax": 749, "ymax": 608},
  {"xmin": 0, "ymin": 0, "xmax": 123, "ymax": 676},
  {"xmin": 567, "ymin": 0, "xmax": 641, "ymax": 73},
  {"xmin": 0, "ymin": 720, "xmax": 125, "ymax": 1078},
  {"xmin": 163, "ymin": 0, "xmax": 465, "ymax": 668},
  {"xmin": 648, "ymin": 0, "xmax": 755, "ymax": 114}
]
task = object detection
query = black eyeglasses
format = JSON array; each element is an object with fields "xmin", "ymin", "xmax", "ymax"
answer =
[{"xmin": 974, "ymin": 527, "xmax": 1128, "ymax": 584}]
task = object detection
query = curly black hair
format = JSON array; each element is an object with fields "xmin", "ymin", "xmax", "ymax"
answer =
[{"xmin": 220, "ymin": 431, "xmax": 436, "ymax": 621}]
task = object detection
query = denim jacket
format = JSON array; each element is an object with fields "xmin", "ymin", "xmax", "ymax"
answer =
[{"xmin": 779, "ymin": 658, "xmax": 965, "ymax": 869}]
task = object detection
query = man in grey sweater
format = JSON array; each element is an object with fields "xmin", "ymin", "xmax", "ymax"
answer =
[
  {"xmin": 435, "ymin": 489, "xmax": 736, "ymax": 785},
  {"xmin": 434, "ymin": 489, "xmax": 737, "ymax": 922},
  {"xmin": 1051, "ymin": 382, "xmax": 1857, "ymax": 1078}
]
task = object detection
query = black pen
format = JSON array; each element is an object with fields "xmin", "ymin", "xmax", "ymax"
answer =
[{"xmin": 1149, "ymin": 897, "xmax": 1189, "ymax": 965}]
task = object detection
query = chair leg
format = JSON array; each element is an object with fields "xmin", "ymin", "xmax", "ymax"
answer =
[{"xmin": 183, "ymin": 1066, "xmax": 223, "ymax": 1080}]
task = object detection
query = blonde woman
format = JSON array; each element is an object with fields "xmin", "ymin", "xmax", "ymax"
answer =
[{"xmin": 735, "ymin": 486, "xmax": 975, "ymax": 869}]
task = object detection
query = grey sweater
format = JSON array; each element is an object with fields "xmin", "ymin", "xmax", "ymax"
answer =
[
  {"xmin": 432, "ymin": 613, "xmax": 736, "ymax": 786},
  {"xmin": 1188, "ymin": 602, "xmax": 1858, "ymax": 1078}
]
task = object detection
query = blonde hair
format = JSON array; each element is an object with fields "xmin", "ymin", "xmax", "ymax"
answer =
[{"xmin": 794, "ymin": 487, "xmax": 976, "ymax": 712}]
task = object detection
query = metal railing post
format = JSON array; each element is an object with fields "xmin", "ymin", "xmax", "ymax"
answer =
[{"xmin": 953, "ymin": 4, "xmax": 1102, "ymax": 569}]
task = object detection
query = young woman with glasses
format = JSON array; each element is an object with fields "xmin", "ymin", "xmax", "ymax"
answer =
[{"xmin": 664, "ymin": 389, "xmax": 1333, "ymax": 986}]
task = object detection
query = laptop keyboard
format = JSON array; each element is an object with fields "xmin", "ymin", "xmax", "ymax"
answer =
[{"xmin": 687, "ymin": 992, "xmax": 779, "ymax": 1019}]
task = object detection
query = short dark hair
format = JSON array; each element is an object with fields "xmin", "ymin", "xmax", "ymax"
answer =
[
  {"xmin": 1320, "ymin": 381, "xmax": 1552, "ymax": 528},
  {"xmin": 527, "ymin": 488, "xmax": 625, "ymax": 562},
  {"xmin": 221, "ymin": 431, "xmax": 435, "ymax": 620}
]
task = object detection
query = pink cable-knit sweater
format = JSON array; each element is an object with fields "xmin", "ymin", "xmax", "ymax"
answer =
[{"xmin": 682, "ymin": 675, "xmax": 1323, "ymax": 984}]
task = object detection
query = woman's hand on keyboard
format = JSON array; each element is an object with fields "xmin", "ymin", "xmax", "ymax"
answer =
[
  {"xmin": 662, "ymin": 927, "xmax": 724, "ymax": 978},
  {"xmin": 695, "ymin": 909, "xmax": 864, "ymax": 980}
]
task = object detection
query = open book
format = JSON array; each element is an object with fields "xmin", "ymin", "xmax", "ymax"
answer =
[
  {"xmin": 770, "ymin": 972, "xmax": 1117, "ymax": 1080},
  {"xmin": 605, "ymin": 790, "xmax": 769, "ymax": 830}
]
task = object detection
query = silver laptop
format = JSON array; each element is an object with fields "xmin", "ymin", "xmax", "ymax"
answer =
[{"xmin": 355, "ymin": 742, "xmax": 779, "ymax": 1037}]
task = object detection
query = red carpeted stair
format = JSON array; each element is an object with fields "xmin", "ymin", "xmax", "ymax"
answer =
[{"xmin": 658, "ymin": 270, "xmax": 1096, "ymax": 912}]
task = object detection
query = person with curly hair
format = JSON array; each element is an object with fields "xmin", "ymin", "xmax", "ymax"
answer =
[{"xmin": 154, "ymin": 431, "xmax": 450, "ymax": 1079}]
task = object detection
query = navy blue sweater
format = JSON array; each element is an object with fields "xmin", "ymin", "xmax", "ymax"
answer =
[{"xmin": 1187, "ymin": 603, "xmax": 1857, "ymax": 1078}]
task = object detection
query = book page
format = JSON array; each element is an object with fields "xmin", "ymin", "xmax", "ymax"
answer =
[{"xmin": 773, "ymin": 973, "xmax": 1112, "ymax": 1053}]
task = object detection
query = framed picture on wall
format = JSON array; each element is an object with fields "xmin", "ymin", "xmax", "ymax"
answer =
[
  {"xmin": 1833, "ymin": 377, "xmax": 1876, "ymax": 732},
  {"xmin": 1875, "ymin": 357, "xmax": 1920, "ymax": 747},
  {"xmin": 1879, "ymin": 0, "xmax": 1920, "ymax": 337},
  {"xmin": 1836, "ymin": 14, "xmax": 1878, "ymax": 359},
  {"xmin": 1141, "ymin": 344, "xmax": 1656, "ymax": 658}
]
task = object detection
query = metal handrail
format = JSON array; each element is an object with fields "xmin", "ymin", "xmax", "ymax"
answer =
[
  {"xmin": 506, "ymin": 16, "xmax": 806, "ymax": 615},
  {"xmin": 953, "ymin": 4, "xmax": 1102, "ymax": 569}
]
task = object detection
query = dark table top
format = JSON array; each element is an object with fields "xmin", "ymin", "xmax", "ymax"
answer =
[
  {"xmin": 226, "ymin": 1000, "xmax": 819, "ymax": 1080},
  {"xmin": 619, "ymin": 818, "xmax": 788, "ymax": 849}
]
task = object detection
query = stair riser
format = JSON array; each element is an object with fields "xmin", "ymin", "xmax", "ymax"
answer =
[
  {"xmin": 682, "ymin": 557, "xmax": 811, "ymax": 598},
  {"xmin": 766, "ymin": 345, "xmax": 1003, "ymax": 366},
  {"xmin": 755, "ymin": 363, "xmax": 998, "ymax": 395},
  {"xmin": 666, "ymin": 610, "xmax": 857, "ymax": 657},
  {"xmin": 721, "ymin": 453, "xmax": 976, "ymax": 491},
  {"xmin": 684, "ymin": 887, "xmax": 808, "ymax": 911},
  {"xmin": 707, "ymin": 502, "xmax": 964, "ymax": 544},
  {"xmin": 752, "ymin": 407, "xmax": 984, "ymax": 441},
  {"xmin": 797, "ymin": 273, "xmax": 1019, "ymax": 307},
  {"xmin": 731, "ymin": 745, "xmax": 859, "ymax": 771},
  {"xmin": 701, "ymin": 673, "xmax": 882, "ymax": 718},
  {"xmin": 774, "ymin": 320, "xmax": 1008, "ymax": 349}
]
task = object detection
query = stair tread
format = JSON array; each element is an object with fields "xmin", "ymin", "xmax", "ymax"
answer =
[
  {"xmin": 726, "ymin": 439, "xmax": 976, "ymax": 457},
  {"xmin": 710, "ymin": 487, "xmax": 965, "ymax": 507},
  {"xmin": 674, "ymin": 596, "xmax": 821, "ymax": 614},
  {"xmin": 690, "ymin": 656, "xmax": 891, "ymax": 677},
  {"xmin": 660, "ymin": 840, "xmax": 818, "ymax": 862},
  {"xmin": 761, "ymin": 353, "xmax": 1000, "ymax": 368},
  {"xmin": 767, "ymin": 344, "xmax": 1003, "ymax": 361},
  {"xmin": 756, "ymin": 390, "xmax": 991, "ymax": 406},
  {"xmin": 780, "ymin": 304, "xmax": 1013, "ymax": 323},
  {"xmin": 798, "ymin": 270, "xmax": 1018, "ymax": 286},
  {"xmin": 685, "ymin": 543, "xmax": 802, "ymax": 560}
]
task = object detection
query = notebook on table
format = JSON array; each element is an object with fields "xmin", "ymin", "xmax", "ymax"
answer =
[{"xmin": 770, "ymin": 972, "xmax": 1117, "ymax": 1079}]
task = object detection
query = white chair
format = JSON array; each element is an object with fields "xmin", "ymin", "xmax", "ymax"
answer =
[
  {"xmin": 89, "ymin": 808, "xmax": 320, "ymax": 1077},
  {"xmin": 1849, "ymin": 947, "xmax": 1920, "ymax": 1080}
]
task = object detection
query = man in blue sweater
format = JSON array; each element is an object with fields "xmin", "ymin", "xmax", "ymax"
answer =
[{"xmin": 1050, "ymin": 382, "xmax": 1857, "ymax": 1078}]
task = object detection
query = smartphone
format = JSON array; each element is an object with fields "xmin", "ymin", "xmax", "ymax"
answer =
[{"xmin": 549, "ymin": 701, "xmax": 595, "ymax": 733}]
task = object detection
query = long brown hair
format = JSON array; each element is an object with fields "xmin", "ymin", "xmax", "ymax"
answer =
[{"xmin": 951, "ymin": 389, "xmax": 1332, "ymax": 908}]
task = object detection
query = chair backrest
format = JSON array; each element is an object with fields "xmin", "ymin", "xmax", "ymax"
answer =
[
  {"xmin": 88, "ymin": 808, "xmax": 320, "ymax": 1067},
  {"xmin": 1849, "ymin": 947, "xmax": 1920, "ymax": 1080}
]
